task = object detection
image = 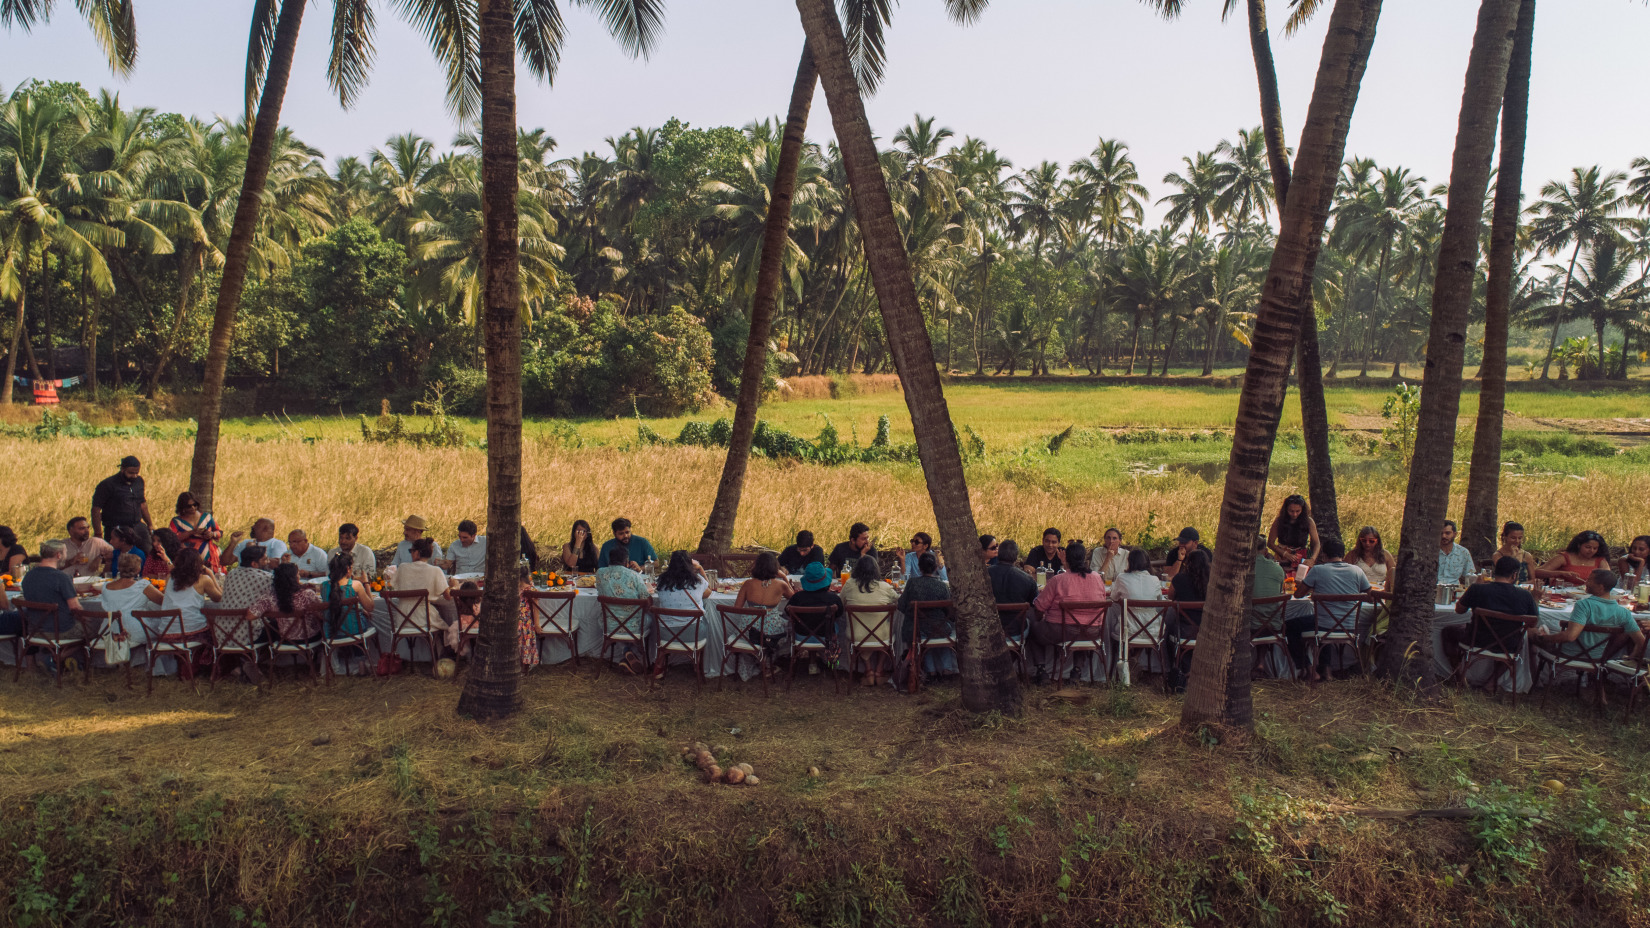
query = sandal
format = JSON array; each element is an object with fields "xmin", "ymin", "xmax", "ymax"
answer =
[{"xmin": 620, "ymin": 653, "xmax": 646, "ymax": 675}]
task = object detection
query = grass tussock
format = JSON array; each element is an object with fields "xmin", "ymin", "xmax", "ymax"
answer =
[
  {"xmin": 775, "ymin": 373, "xmax": 904, "ymax": 401},
  {"xmin": 1, "ymin": 667, "xmax": 1648, "ymax": 926}
]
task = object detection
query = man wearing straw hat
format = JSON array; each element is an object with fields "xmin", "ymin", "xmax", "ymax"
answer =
[{"xmin": 390, "ymin": 515, "xmax": 444, "ymax": 568}]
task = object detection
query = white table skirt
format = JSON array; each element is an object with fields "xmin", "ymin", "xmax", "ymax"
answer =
[{"xmin": 1430, "ymin": 602, "xmax": 1570, "ymax": 693}]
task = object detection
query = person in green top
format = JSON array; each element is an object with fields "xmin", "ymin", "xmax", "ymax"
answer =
[
  {"xmin": 1249, "ymin": 534, "xmax": 1287, "ymax": 632},
  {"xmin": 1531, "ymin": 569, "xmax": 1646, "ymax": 661}
]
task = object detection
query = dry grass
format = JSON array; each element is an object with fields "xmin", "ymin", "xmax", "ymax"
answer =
[
  {"xmin": 774, "ymin": 373, "xmax": 904, "ymax": 401},
  {"xmin": 2, "ymin": 435, "xmax": 1646, "ymax": 558}
]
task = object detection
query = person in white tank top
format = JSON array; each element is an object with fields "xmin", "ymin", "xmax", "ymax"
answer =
[{"xmin": 139, "ymin": 548, "xmax": 222, "ymax": 636}]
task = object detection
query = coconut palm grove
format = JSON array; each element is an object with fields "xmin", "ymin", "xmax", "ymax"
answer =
[{"xmin": 3, "ymin": 0, "xmax": 1650, "ymax": 925}]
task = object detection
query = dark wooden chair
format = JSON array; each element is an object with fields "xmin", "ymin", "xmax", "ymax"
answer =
[
  {"xmin": 652, "ymin": 606, "xmax": 706, "ymax": 691},
  {"xmin": 1248, "ymin": 594, "xmax": 1296, "ymax": 680},
  {"xmin": 73, "ymin": 607, "xmax": 129, "ymax": 688},
  {"xmin": 1533, "ymin": 623, "xmax": 1631, "ymax": 713},
  {"xmin": 450, "ymin": 587, "xmax": 485, "ymax": 658},
  {"xmin": 523, "ymin": 589, "xmax": 580, "ymax": 669},
  {"xmin": 16, "ymin": 599, "xmax": 92, "ymax": 687},
  {"xmin": 1306, "ymin": 593, "xmax": 1374, "ymax": 675},
  {"xmin": 1451, "ymin": 608, "xmax": 1539, "ymax": 705},
  {"xmin": 595, "ymin": 595, "xmax": 650, "ymax": 677},
  {"xmin": 996, "ymin": 602, "xmax": 1032, "ymax": 682},
  {"xmin": 1116, "ymin": 599, "xmax": 1177, "ymax": 684},
  {"xmin": 381, "ymin": 589, "xmax": 439, "ymax": 675},
  {"xmin": 905, "ymin": 600, "xmax": 959, "ymax": 694},
  {"xmin": 716, "ymin": 603, "xmax": 771, "ymax": 695},
  {"xmin": 785, "ymin": 604, "xmax": 841, "ymax": 694},
  {"xmin": 844, "ymin": 604, "xmax": 897, "ymax": 689},
  {"xmin": 319, "ymin": 596, "xmax": 376, "ymax": 684},
  {"xmin": 265, "ymin": 604, "xmax": 325, "ymax": 685},
  {"xmin": 1046, "ymin": 599, "xmax": 1109, "ymax": 690},
  {"xmin": 202, "ymin": 606, "xmax": 268, "ymax": 690},
  {"xmin": 131, "ymin": 608, "xmax": 204, "ymax": 695}
]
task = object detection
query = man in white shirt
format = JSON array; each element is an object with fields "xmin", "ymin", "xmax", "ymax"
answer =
[
  {"xmin": 59, "ymin": 516, "xmax": 114, "ymax": 578},
  {"xmin": 1436, "ymin": 520, "xmax": 1475, "ymax": 587},
  {"xmin": 390, "ymin": 514, "xmax": 443, "ymax": 568},
  {"xmin": 285, "ymin": 529, "xmax": 330, "ymax": 579},
  {"xmin": 445, "ymin": 520, "xmax": 487, "ymax": 574},
  {"xmin": 226, "ymin": 518, "xmax": 288, "ymax": 568},
  {"xmin": 328, "ymin": 523, "xmax": 377, "ymax": 576}
]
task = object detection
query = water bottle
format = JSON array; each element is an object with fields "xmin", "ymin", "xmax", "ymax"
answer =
[
  {"xmin": 1036, "ymin": 567, "xmax": 1048, "ymax": 591},
  {"xmin": 644, "ymin": 556, "xmax": 656, "ymax": 578}
]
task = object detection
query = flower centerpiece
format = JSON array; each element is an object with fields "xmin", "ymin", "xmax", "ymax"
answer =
[{"xmin": 533, "ymin": 570, "xmax": 569, "ymax": 589}]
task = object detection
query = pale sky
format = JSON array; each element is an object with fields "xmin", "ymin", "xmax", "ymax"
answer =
[{"xmin": 4, "ymin": 0, "xmax": 1647, "ymax": 224}]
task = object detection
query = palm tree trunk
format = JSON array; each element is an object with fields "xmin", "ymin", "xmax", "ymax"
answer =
[
  {"xmin": 1181, "ymin": 0, "xmax": 1384, "ymax": 732},
  {"xmin": 796, "ymin": 0, "xmax": 1019, "ymax": 715},
  {"xmin": 147, "ymin": 244, "xmax": 201, "ymax": 398},
  {"xmin": 42, "ymin": 252, "xmax": 54, "ymax": 381},
  {"xmin": 1377, "ymin": 0, "xmax": 1521, "ymax": 691},
  {"xmin": 185, "ymin": 0, "xmax": 305, "ymax": 511},
  {"xmin": 83, "ymin": 264, "xmax": 98, "ymax": 396},
  {"xmin": 1361, "ymin": 242, "xmax": 1390, "ymax": 376},
  {"xmin": 972, "ymin": 263, "xmax": 989, "ymax": 375},
  {"xmin": 1539, "ymin": 240, "xmax": 1582, "ymax": 379},
  {"xmin": 699, "ymin": 45, "xmax": 817, "ymax": 553},
  {"xmin": 455, "ymin": 0, "xmax": 525, "ymax": 722},
  {"xmin": 1127, "ymin": 311, "xmax": 1144, "ymax": 374},
  {"xmin": 2, "ymin": 272, "xmax": 24, "ymax": 406}
]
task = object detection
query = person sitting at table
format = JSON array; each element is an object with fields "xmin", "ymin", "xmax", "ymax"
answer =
[
  {"xmin": 255, "ymin": 563, "xmax": 323, "ymax": 646},
  {"xmin": 979, "ymin": 534, "xmax": 999, "ymax": 566},
  {"xmin": 61, "ymin": 516, "xmax": 114, "ymax": 579},
  {"xmin": 443, "ymin": 520, "xmax": 487, "ymax": 575},
  {"xmin": 1530, "ymin": 569, "xmax": 1646, "ymax": 670},
  {"xmin": 1440, "ymin": 555, "xmax": 1540, "ymax": 677},
  {"xmin": 514, "ymin": 565, "xmax": 541, "ymax": 670},
  {"xmin": 141, "ymin": 547, "xmax": 222, "ymax": 641},
  {"xmin": 1110, "ymin": 548, "xmax": 1166, "ymax": 656},
  {"xmin": 170, "ymin": 492, "xmax": 222, "ymax": 568},
  {"xmin": 1024, "ymin": 528, "xmax": 1066, "ymax": 574},
  {"xmin": 1031, "ymin": 541, "xmax": 1108, "ymax": 681},
  {"xmin": 903, "ymin": 532, "xmax": 948, "ymax": 582},
  {"xmin": 828, "ymin": 522, "xmax": 876, "ymax": 573},
  {"xmin": 285, "ymin": 530, "xmax": 330, "ymax": 579},
  {"xmin": 1435, "ymin": 520, "xmax": 1476, "ymax": 587},
  {"xmin": 1089, "ymin": 528, "xmax": 1128, "ymax": 583},
  {"xmin": 1250, "ymin": 535, "xmax": 1288, "ymax": 631},
  {"xmin": 451, "ymin": 581, "xmax": 483, "ymax": 655},
  {"xmin": 520, "ymin": 525, "xmax": 541, "ymax": 573},
  {"xmin": 597, "ymin": 543, "xmax": 652, "ymax": 674},
  {"xmin": 1286, "ymin": 538, "xmax": 1371, "ymax": 683},
  {"xmin": 110, "ymin": 525, "xmax": 157, "ymax": 581},
  {"xmin": 842, "ymin": 555, "xmax": 898, "ymax": 687},
  {"xmin": 778, "ymin": 530, "xmax": 826, "ymax": 575},
  {"xmin": 787, "ymin": 561, "xmax": 845, "ymax": 676},
  {"xmin": 988, "ymin": 540, "xmax": 1038, "ymax": 636},
  {"xmin": 6, "ymin": 542, "xmax": 81, "ymax": 645},
  {"xmin": 654, "ymin": 551, "xmax": 712, "ymax": 677},
  {"xmin": 390, "ymin": 515, "xmax": 441, "ymax": 568},
  {"xmin": 150, "ymin": 528, "xmax": 183, "ymax": 582},
  {"xmin": 1536, "ymin": 531, "xmax": 1612, "ymax": 587},
  {"xmin": 735, "ymin": 552, "xmax": 796, "ymax": 679},
  {"xmin": 1165, "ymin": 547, "xmax": 1212, "ymax": 690},
  {"xmin": 1163, "ymin": 528, "xmax": 1212, "ymax": 581},
  {"xmin": 1267, "ymin": 494, "xmax": 1322, "ymax": 572},
  {"xmin": 1490, "ymin": 521, "xmax": 1541, "ymax": 584},
  {"xmin": 561, "ymin": 520, "xmax": 599, "ymax": 573},
  {"xmin": 600, "ymin": 518, "xmax": 656, "ymax": 569},
  {"xmin": 319, "ymin": 552, "xmax": 376, "ymax": 675},
  {"xmin": 0, "ymin": 526, "xmax": 26, "ymax": 576},
  {"xmin": 395, "ymin": 537, "xmax": 459, "ymax": 655},
  {"xmin": 897, "ymin": 551, "xmax": 957, "ymax": 680},
  {"xmin": 221, "ymin": 545, "xmax": 274, "ymax": 611},
  {"xmin": 1349, "ymin": 526, "xmax": 1396, "ymax": 588},
  {"xmin": 98, "ymin": 553, "xmax": 155, "ymax": 650},
  {"xmin": 1620, "ymin": 535, "xmax": 1650, "ymax": 589},
  {"xmin": 226, "ymin": 519, "xmax": 289, "ymax": 568},
  {"xmin": 329, "ymin": 523, "xmax": 377, "ymax": 577}
]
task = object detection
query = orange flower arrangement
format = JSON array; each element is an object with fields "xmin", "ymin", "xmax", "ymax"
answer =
[{"xmin": 0, "ymin": 574, "xmax": 15, "ymax": 591}]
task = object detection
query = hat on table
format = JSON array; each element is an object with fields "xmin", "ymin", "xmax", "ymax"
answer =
[
  {"xmin": 800, "ymin": 561, "xmax": 833, "ymax": 591},
  {"xmin": 403, "ymin": 515, "xmax": 428, "ymax": 532},
  {"xmin": 119, "ymin": 455, "xmax": 141, "ymax": 468},
  {"xmin": 1176, "ymin": 527, "xmax": 1200, "ymax": 544}
]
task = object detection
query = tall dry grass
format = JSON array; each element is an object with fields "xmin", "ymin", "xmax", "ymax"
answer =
[{"xmin": 4, "ymin": 436, "xmax": 1645, "ymax": 555}]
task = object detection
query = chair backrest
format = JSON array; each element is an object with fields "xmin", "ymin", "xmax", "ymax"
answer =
[
  {"xmin": 1249, "ymin": 594, "xmax": 1292, "ymax": 635},
  {"xmin": 322, "ymin": 596, "xmax": 366, "ymax": 638},
  {"xmin": 1171, "ymin": 600, "xmax": 1205, "ymax": 634},
  {"xmin": 1564, "ymin": 622, "xmax": 1632, "ymax": 662},
  {"xmin": 131, "ymin": 608, "xmax": 187, "ymax": 642},
  {"xmin": 70, "ymin": 607, "xmax": 112, "ymax": 641},
  {"xmin": 1468, "ymin": 608, "xmax": 1539, "ymax": 657},
  {"xmin": 381, "ymin": 589, "xmax": 433, "ymax": 633},
  {"xmin": 202, "ymin": 606, "xmax": 258, "ymax": 650},
  {"xmin": 844, "ymin": 604, "xmax": 897, "ymax": 649},
  {"xmin": 1118, "ymin": 599, "xmax": 1176, "ymax": 647},
  {"xmin": 597, "ymin": 594, "xmax": 649, "ymax": 636},
  {"xmin": 910, "ymin": 600, "xmax": 959, "ymax": 641},
  {"xmin": 996, "ymin": 602, "xmax": 1031, "ymax": 637},
  {"xmin": 524, "ymin": 589, "xmax": 578, "ymax": 636},
  {"xmin": 717, "ymin": 603, "xmax": 768, "ymax": 642},
  {"xmin": 451, "ymin": 587, "xmax": 484, "ymax": 620},
  {"xmin": 1311, "ymin": 593, "xmax": 1370, "ymax": 635},
  {"xmin": 785, "ymin": 604, "xmax": 840, "ymax": 640},
  {"xmin": 1055, "ymin": 599, "xmax": 1108, "ymax": 632},
  {"xmin": 653, "ymin": 606, "xmax": 703, "ymax": 650},
  {"xmin": 16, "ymin": 599, "xmax": 76, "ymax": 639}
]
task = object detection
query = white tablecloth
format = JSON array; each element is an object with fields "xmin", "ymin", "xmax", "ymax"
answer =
[{"xmin": 1430, "ymin": 601, "xmax": 1572, "ymax": 694}]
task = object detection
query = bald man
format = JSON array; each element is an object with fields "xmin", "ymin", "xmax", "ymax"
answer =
[{"xmin": 285, "ymin": 529, "xmax": 330, "ymax": 579}]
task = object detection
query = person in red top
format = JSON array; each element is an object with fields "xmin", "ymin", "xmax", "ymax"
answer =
[{"xmin": 1536, "ymin": 531, "xmax": 1612, "ymax": 587}]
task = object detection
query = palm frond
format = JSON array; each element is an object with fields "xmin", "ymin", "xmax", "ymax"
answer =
[
  {"xmin": 573, "ymin": 0, "xmax": 665, "ymax": 58},
  {"xmin": 73, "ymin": 0, "xmax": 138, "ymax": 74},
  {"xmin": 1283, "ymin": 0, "xmax": 1325, "ymax": 36},
  {"xmin": 840, "ymin": 0, "xmax": 893, "ymax": 94},
  {"xmin": 244, "ymin": 0, "xmax": 280, "ymax": 123},
  {"xmin": 516, "ymin": 0, "xmax": 567, "ymax": 85},
  {"xmin": 328, "ymin": 0, "xmax": 378, "ymax": 109},
  {"xmin": 390, "ymin": 0, "xmax": 480, "ymax": 120},
  {"xmin": 943, "ymin": 0, "xmax": 988, "ymax": 25}
]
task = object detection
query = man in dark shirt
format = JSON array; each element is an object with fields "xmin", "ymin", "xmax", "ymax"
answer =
[
  {"xmin": 1023, "ymin": 528, "xmax": 1066, "ymax": 574},
  {"xmin": 778, "ymin": 530, "xmax": 826, "ymax": 575},
  {"xmin": 987, "ymin": 540, "xmax": 1038, "ymax": 636},
  {"xmin": 1442, "ymin": 556, "xmax": 1539, "ymax": 671},
  {"xmin": 828, "ymin": 522, "xmax": 876, "ymax": 572},
  {"xmin": 91, "ymin": 455, "xmax": 152, "ymax": 540},
  {"xmin": 19, "ymin": 542, "xmax": 81, "ymax": 634},
  {"xmin": 1163, "ymin": 527, "xmax": 1213, "ymax": 580}
]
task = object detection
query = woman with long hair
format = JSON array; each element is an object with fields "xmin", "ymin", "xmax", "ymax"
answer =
[
  {"xmin": 1029, "ymin": 541, "xmax": 1109, "ymax": 683},
  {"xmin": 1537, "ymin": 531, "xmax": 1613, "ymax": 587},
  {"xmin": 170, "ymin": 491, "xmax": 222, "ymax": 567},
  {"xmin": 842, "ymin": 554, "xmax": 899, "ymax": 686},
  {"xmin": 654, "ymin": 550, "xmax": 711, "ymax": 679},
  {"xmin": 1620, "ymin": 535, "xmax": 1650, "ymax": 589},
  {"xmin": 1348, "ymin": 526, "xmax": 1397, "ymax": 588},
  {"xmin": 1267, "ymin": 494, "xmax": 1321, "ymax": 570},
  {"xmin": 319, "ymin": 551, "xmax": 375, "ymax": 664},
  {"xmin": 141, "ymin": 546, "xmax": 222, "ymax": 641},
  {"xmin": 561, "ymin": 520, "xmax": 599, "ymax": 573},
  {"xmin": 1493, "ymin": 522, "xmax": 1541, "ymax": 584},
  {"xmin": 258, "ymin": 563, "xmax": 323, "ymax": 641},
  {"xmin": 734, "ymin": 552, "xmax": 796, "ymax": 677},
  {"xmin": 0, "ymin": 526, "xmax": 24, "ymax": 576},
  {"xmin": 520, "ymin": 525, "xmax": 541, "ymax": 573}
]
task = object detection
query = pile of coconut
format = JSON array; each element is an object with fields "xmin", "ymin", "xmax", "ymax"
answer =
[{"xmin": 683, "ymin": 742, "xmax": 759, "ymax": 786}]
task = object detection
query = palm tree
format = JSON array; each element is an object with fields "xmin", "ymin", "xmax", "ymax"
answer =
[
  {"xmin": 1378, "ymin": 0, "xmax": 1522, "ymax": 692},
  {"xmin": 1212, "ymin": 127, "xmax": 1274, "ymax": 232},
  {"xmin": 368, "ymin": 132, "xmax": 439, "ymax": 250},
  {"xmin": 1178, "ymin": 0, "xmax": 1382, "ymax": 731},
  {"xmin": 1069, "ymin": 138, "xmax": 1147, "ymax": 246},
  {"xmin": 1627, "ymin": 155, "xmax": 1650, "ymax": 210},
  {"xmin": 1159, "ymin": 151, "xmax": 1222, "ymax": 235},
  {"xmin": 1530, "ymin": 239, "xmax": 1642, "ymax": 378},
  {"xmin": 1335, "ymin": 165, "xmax": 1425, "ymax": 374},
  {"xmin": 0, "ymin": 1, "xmax": 137, "ymax": 77},
  {"xmin": 795, "ymin": 0, "xmax": 1020, "ymax": 716},
  {"xmin": 1464, "ymin": 0, "xmax": 1537, "ymax": 557},
  {"xmin": 1525, "ymin": 166, "xmax": 1631, "ymax": 378}
]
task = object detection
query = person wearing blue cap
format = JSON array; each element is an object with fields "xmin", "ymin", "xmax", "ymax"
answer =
[{"xmin": 788, "ymin": 561, "xmax": 845, "ymax": 675}]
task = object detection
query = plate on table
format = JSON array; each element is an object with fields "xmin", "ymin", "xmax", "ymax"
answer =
[
  {"xmin": 452, "ymin": 572, "xmax": 485, "ymax": 581},
  {"xmin": 573, "ymin": 575, "xmax": 596, "ymax": 588}
]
